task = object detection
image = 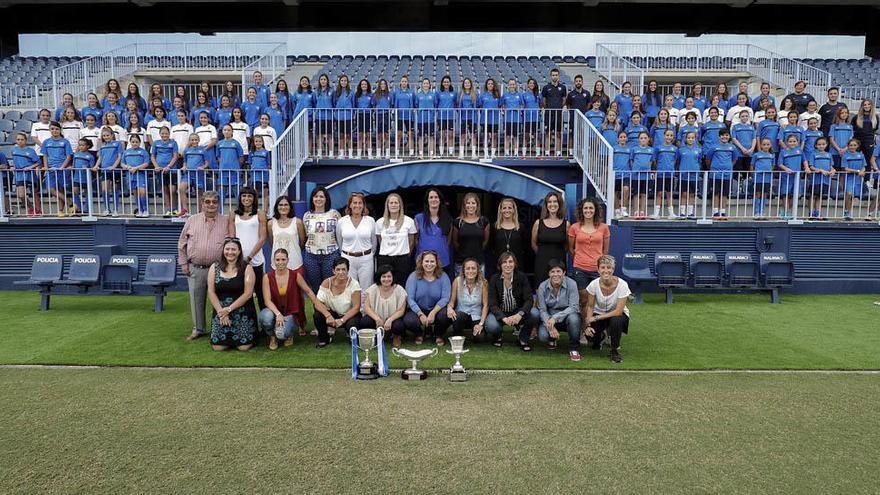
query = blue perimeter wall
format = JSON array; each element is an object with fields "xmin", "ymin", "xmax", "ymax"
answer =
[{"xmin": 1, "ymin": 219, "xmax": 878, "ymax": 294}]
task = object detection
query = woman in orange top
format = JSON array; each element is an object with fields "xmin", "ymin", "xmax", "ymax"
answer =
[{"xmin": 567, "ymin": 197, "xmax": 611, "ymax": 329}]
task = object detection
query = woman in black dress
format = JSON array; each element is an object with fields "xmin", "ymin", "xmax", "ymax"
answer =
[
  {"xmin": 451, "ymin": 192, "xmax": 490, "ymax": 275},
  {"xmin": 208, "ymin": 238, "xmax": 258, "ymax": 351},
  {"xmin": 531, "ymin": 191, "xmax": 569, "ymax": 284},
  {"xmin": 491, "ymin": 197, "xmax": 528, "ymax": 266}
]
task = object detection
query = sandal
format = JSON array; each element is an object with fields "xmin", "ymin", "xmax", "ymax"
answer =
[
  {"xmin": 548, "ymin": 340, "xmax": 557, "ymax": 350},
  {"xmin": 492, "ymin": 339, "xmax": 503, "ymax": 348}
]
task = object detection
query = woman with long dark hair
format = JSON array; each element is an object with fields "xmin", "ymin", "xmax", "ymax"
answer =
[
  {"xmin": 228, "ymin": 187, "xmax": 268, "ymax": 310},
  {"xmin": 415, "ymin": 188, "xmax": 454, "ymax": 279},
  {"xmin": 208, "ymin": 237, "xmax": 258, "ymax": 351}
]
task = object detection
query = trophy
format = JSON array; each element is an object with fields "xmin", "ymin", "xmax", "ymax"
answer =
[
  {"xmin": 446, "ymin": 336, "xmax": 469, "ymax": 382},
  {"xmin": 391, "ymin": 347, "xmax": 439, "ymax": 380},
  {"xmin": 351, "ymin": 327, "xmax": 384, "ymax": 380}
]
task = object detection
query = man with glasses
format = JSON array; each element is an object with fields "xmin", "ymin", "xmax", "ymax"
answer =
[{"xmin": 177, "ymin": 191, "xmax": 228, "ymax": 341}]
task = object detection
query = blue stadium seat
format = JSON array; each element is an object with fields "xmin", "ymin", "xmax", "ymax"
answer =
[
  {"xmin": 725, "ymin": 252, "xmax": 759, "ymax": 288},
  {"xmin": 655, "ymin": 252, "xmax": 687, "ymax": 304},
  {"xmin": 690, "ymin": 252, "xmax": 723, "ymax": 288},
  {"xmin": 101, "ymin": 255, "xmax": 140, "ymax": 294},
  {"xmin": 21, "ymin": 110, "xmax": 39, "ymax": 122},
  {"xmin": 133, "ymin": 255, "xmax": 177, "ymax": 312},
  {"xmin": 4, "ymin": 110, "xmax": 22, "ymax": 122},
  {"xmin": 56, "ymin": 254, "xmax": 102, "ymax": 293},
  {"xmin": 760, "ymin": 253, "xmax": 794, "ymax": 304},
  {"xmin": 13, "ymin": 254, "xmax": 64, "ymax": 311},
  {"xmin": 622, "ymin": 253, "xmax": 654, "ymax": 304}
]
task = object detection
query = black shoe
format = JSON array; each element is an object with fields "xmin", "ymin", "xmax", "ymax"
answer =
[{"xmin": 611, "ymin": 349, "xmax": 622, "ymax": 364}]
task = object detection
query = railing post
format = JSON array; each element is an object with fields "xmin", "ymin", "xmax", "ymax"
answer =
[
  {"xmin": 789, "ymin": 172, "xmax": 803, "ymax": 224},
  {"xmin": 269, "ymin": 143, "xmax": 278, "ymax": 206},
  {"xmin": 697, "ymin": 171, "xmax": 711, "ymax": 224},
  {"xmin": 83, "ymin": 169, "xmax": 97, "ymax": 222},
  {"xmin": 52, "ymin": 69, "xmax": 58, "ymax": 108},
  {"xmin": 0, "ymin": 170, "xmax": 8, "ymax": 222},
  {"xmin": 82, "ymin": 63, "xmax": 89, "ymax": 101},
  {"xmin": 745, "ymin": 45, "xmax": 751, "ymax": 74}
]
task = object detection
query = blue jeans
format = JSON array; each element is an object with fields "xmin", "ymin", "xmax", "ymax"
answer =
[
  {"xmin": 303, "ymin": 249, "xmax": 339, "ymax": 293},
  {"xmin": 258, "ymin": 308, "xmax": 297, "ymax": 339},
  {"xmin": 537, "ymin": 311, "xmax": 581, "ymax": 351}
]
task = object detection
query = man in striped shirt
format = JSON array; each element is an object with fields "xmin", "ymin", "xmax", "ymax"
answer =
[{"xmin": 177, "ymin": 191, "xmax": 227, "ymax": 341}]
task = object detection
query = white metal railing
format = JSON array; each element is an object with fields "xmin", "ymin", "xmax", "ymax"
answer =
[
  {"xmin": 608, "ymin": 170, "xmax": 878, "ymax": 223},
  {"xmin": 306, "ymin": 108, "xmax": 572, "ymax": 160},
  {"xmin": 51, "ymin": 45, "xmax": 138, "ymax": 108},
  {"xmin": 271, "ymin": 110, "xmax": 310, "ymax": 205},
  {"xmin": 133, "ymin": 42, "xmax": 282, "ymax": 72},
  {"xmin": 572, "ymin": 110, "xmax": 614, "ymax": 223},
  {"xmin": 596, "ymin": 43, "xmax": 832, "ymax": 97},
  {"xmin": 0, "ymin": 83, "xmax": 53, "ymax": 110},
  {"xmin": 156, "ymin": 82, "xmax": 240, "ymax": 107},
  {"xmin": 837, "ymin": 86, "xmax": 880, "ymax": 109},
  {"xmin": 241, "ymin": 43, "xmax": 288, "ymax": 101},
  {"xmin": 0, "ymin": 168, "xmax": 273, "ymax": 220},
  {"xmin": 596, "ymin": 44, "xmax": 645, "ymax": 96}
]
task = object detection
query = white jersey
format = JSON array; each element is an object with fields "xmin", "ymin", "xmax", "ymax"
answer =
[
  {"xmin": 61, "ymin": 120, "xmax": 83, "ymax": 148},
  {"xmin": 80, "ymin": 126, "xmax": 101, "ymax": 152},
  {"xmin": 230, "ymin": 121, "xmax": 250, "ymax": 155},
  {"xmin": 253, "ymin": 125, "xmax": 277, "ymax": 150},
  {"xmin": 146, "ymin": 119, "xmax": 172, "ymax": 144},
  {"xmin": 30, "ymin": 121, "xmax": 52, "ymax": 155},
  {"xmin": 171, "ymin": 123, "xmax": 194, "ymax": 152}
]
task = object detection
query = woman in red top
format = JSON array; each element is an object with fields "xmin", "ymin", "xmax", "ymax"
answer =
[
  {"xmin": 259, "ymin": 248, "xmax": 317, "ymax": 350},
  {"xmin": 567, "ymin": 197, "xmax": 611, "ymax": 328}
]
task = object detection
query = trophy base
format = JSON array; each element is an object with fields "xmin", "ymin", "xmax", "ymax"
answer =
[
  {"xmin": 356, "ymin": 364, "xmax": 379, "ymax": 380},
  {"xmin": 401, "ymin": 369, "xmax": 428, "ymax": 381},
  {"xmin": 449, "ymin": 370, "xmax": 467, "ymax": 382}
]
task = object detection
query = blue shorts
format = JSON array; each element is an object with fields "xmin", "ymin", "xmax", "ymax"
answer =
[
  {"xmin": 844, "ymin": 175, "xmax": 863, "ymax": 195},
  {"xmin": 504, "ymin": 121, "xmax": 520, "ymax": 136},
  {"xmin": 778, "ymin": 173, "xmax": 797, "ymax": 196},
  {"xmin": 218, "ymin": 170, "xmax": 240, "ymax": 186},
  {"xmin": 184, "ymin": 170, "xmax": 205, "ymax": 189},
  {"xmin": 14, "ymin": 170, "xmax": 37, "ymax": 186},
  {"xmin": 71, "ymin": 169, "xmax": 90, "ymax": 186},
  {"xmin": 44, "ymin": 169, "xmax": 70, "ymax": 190},
  {"xmin": 129, "ymin": 170, "xmax": 149, "ymax": 190},
  {"xmin": 249, "ymin": 169, "xmax": 269, "ymax": 186}
]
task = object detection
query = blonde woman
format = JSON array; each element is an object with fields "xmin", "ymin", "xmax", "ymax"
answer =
[
  {"xmin": 491, "ymin": 197, "xmax": 527, "ymax": 266},
  {"xmin": 852, "ymin": 98, "xmax": 879, "ymax": 159},
  {"xmin": 446, "ymin": 258, "xmax": 490, "ymax": 342},
  {"xmin": 585, "ymin": 255, "xmax": 631, "ymax": 364},
  {"xmin": 450, "ymin": 192, "xmax": 489, "ymax": 275},
  {"xmin": 375, "ymin": 193, "xmax": 417, "ymax": 285}
]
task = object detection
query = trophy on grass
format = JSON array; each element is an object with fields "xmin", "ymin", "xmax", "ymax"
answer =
[
  {"xmin": 350, "ymin": 327, "xmax": 387, "ymax": 380},
  {"xmin": 392, "ymin": 347, "xmax": 439, "ymax": 380},
  {"xmin": 446, "ymin": 336, "xmax": 469, "ymax": 382}
]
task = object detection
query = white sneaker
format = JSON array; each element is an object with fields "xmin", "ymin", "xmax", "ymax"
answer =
[
  {"xmin": 668, "ymin": 208, "xmax": 677, "ymax": 219},
  {"xmin": 620, "ymin": 208, "xmax": 630, "ymax": 218},
  {"xmin": 650, "ymin": 210, "xmax": 661, "ymax": 220},
  {"xmin": 614, "ymin": 208, "xmax": 622, "ymax": 218},
  {"xmin": 102, "ymin": 209, "xmax": 110, "ymax": 217}
]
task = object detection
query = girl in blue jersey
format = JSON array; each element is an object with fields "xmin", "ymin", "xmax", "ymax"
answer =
[
  {"xmin": 700, "ymin": 107, "xmax": 725, "ymax": 158},
  {"xmin": 600, "ymin": 111, "xmax": 621, "ymax": 149},
  {"xmin": 584, "ymin": 97, "xmax": 605, "ymax": 130},
  {"xmin": 180, "ymin": 133, "xmax": 208, "ymax": 216},
  {"xmin": 147, "ymin": 83, "xmax": 172, "ymax": 113},
  {"xmin": 102, "ymin": 90, "xmax": 125, "ymax": 122},
  {"xmin": 198, "ymin": 82, "xmax": 214, "ymax": 112},
  {"xmin": 437, "ymin": 76, "xmax": 457, "ymax": 156},
  {"xmin": 751, "ymin": 138, "xmax": 776, "ymax": 218},
  {"xmin": 500, "ymin": 78, "xmax": 523, "ymax": 157},
  {"xmin": 756, "ymin": 106, "xmax": 781, "ymax": 155},
  {"xmin": 707, "ymin": 129, "xmax": 736, "ymax": 219},
  {"xmin": 266, "ymin": 92, "xmax": 287, "ymax": 138},
  {"xmin": 216, "ymin": 124, "xmax": 245, "ymax": 210},
  {"xmin": 458, "ymin": 78, "xmax": 478, "ymax": 158},
  {"xmin": 126, "ymin": 112, "xmax": 147, "ymax": 151},
  {"xmin": 171, "ymin": 97, "xmax": 188, "ymax": 125},
  {"xmin": 731, "ymin": 109, "xmax": 757, "ymax": 191},
  {"xmin": 70, "ymin": 138, "xmax": 95, "ymax": 215},
  {"xmin": 777, "ymin": 134, "xmax": 808, "ymax": 219},
  {"xmin": 124, "ymin": 99, "xmax": 143, "ymax": 126},
  {"xmin": 829, "ymin": 107, "xmax": 853, "ymax": 170},
  {"xmin": 11, "ymin": 133, "xmax": 41, "ymax": 215},
  {"xmin": 173, "ymin": 86, "xmax": 189, "ymax": 113},
  {"xmin": 81, "ymin": 93, "xmax": 104, "ymax": 125},
  {"xmin": 612, "ymin": 131, "xmax": 631, "ymax": 218},
  {"xmin": 93, "ymin": 126, "xmax": 123, "ymax": 216},
  {"xmin": 249, "ymin": 135, "xmax": 271, "ymax": 210},
  {"xmin": 215, "ymin": 95, "xmax": 234, "ymax": 129},
  {"xmin": 275, "ymin": 79, "xmax": 292, "ymax": 117},
  {"xmin": 614, "ymin": 82, "xmax": 634, "ymax": 124},
  {"xmin": 293, "ymin": 76, "xmax": 316, "ymax": 121},
  {"xmin": 653, "ymin": 129, "xmax": 678, "ymax": 219},
  {"xmin": 607, "ymin": 101, "xmax": 623, "ymax": 126},
  {"xmin": 373, "ymin": 79, "xmax": 392, "ymax": 158},
  {"xmin": 523, "ymin": 79, "xmax": 543, "ymax": 155},
  {"xmin": 690, "ymin": 83, "xmax": 708, "ymax": 113},
  {"xmin": 392, "ymin": 75, "xmax": 416, "ymax": 156},
  {"xmin": 650, "ymin": 109, "xmax": 673, "ymax": 147},
  {"xmin": 241, "ymin": 87, "xmax": 263, "ymax": 131},
  {"xmin": 629, "ymin": 131, "xmax": 654, "ymax": 219},
  {"xmin": 478, "ymin": 78, "xmax": 501, "ymax": 158},
  {"xmin": 190, "ymin": 91, "xmax": 215, "ymax": 126},
  {"xmin": 713, "ymin": 83, "xmax": 730, "ymax": 115},
  {"xmin": 625, "ymin": 111, "xmax": 648, "ymax": 148},
  {"xmin": 101, "ymin": 79, "xmax": 121, "ymax": 108},
  {"xmin": 676, "ymin": 112, "xmax": 700, "ymax": 147},
  {"xmin": 151, "ymin": 126, "xmax": 180, "ymax": 217},
  {"xmin": 121, "ymin": 134, "xmax": 151, "ymax": 217},
  {"xmin": 643, "ymin": 80, "xmax": 662, "ymax": 127},
  {"xmin": 102, "ymin": 111, "xmax": 127, "ymax": 147},
  {"xmin": 808, "ymin": 137, "xmax": 834, "ymax": 219},
  {"xmin": 41, "ymin": 122, "xmax": 74, "ymax": 217},
  {"xmin": 630, "ymin": 95, "xmax": 646, "ymax": 122},
  {"xmin": 802, "ymin": 117, "xmax": 823, "ymax": 163},
  {"xmin": 841, "ymin": 138, "xmax": 867, "ymax": 221},
  {"xmin": 354, "ymin": 79, "xmax": 373, "ymax": 158},
  {"xmin": 314, "ymin": 74, "xmax": 334, "ymax": 157},
  {"xmin": 415, "ymin": 77, "xmax": 437, "ymax": 158},
  {"xmin": 333, "ymin": 75, "xmax": 355, "ymax": 158},
  {"xmin": 677, "ymin": 131, "xmax": 702, "ymax": 219},
  {"xmin": 218, "ymin": 81, "xmax": 239, "ymax": 110},
  {"xmin": 779, "ymin": 111, "xmax": 803, "ymax": 151}
]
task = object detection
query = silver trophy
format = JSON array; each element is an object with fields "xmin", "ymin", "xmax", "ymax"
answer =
[
  {"xmin": 446, "ymin": 336, "xmax": 469, "ymax": 382},
  {"xmin": 351, "ymin": 327, "xmax": 384, "ymax": 380},
  {"xmin": 391, "ymin": 347, "xmax": 439, "ymax": 380}
]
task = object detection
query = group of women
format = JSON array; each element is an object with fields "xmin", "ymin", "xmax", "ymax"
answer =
[{"xmin": 206, "ymin": 187, "xmax": 629, "ymax": 363}]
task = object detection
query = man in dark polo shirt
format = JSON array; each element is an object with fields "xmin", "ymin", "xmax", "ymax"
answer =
[
  {"xmin": 818, "ymin": 87, "xmax": 847, "ymax": 137},
  {"xmin": 542, "ymin": 68, "xmax": 567, "ymax": 156},
  {"xmin": 566, "ymin": 74, "xmax": 591, "ymax": 149}
]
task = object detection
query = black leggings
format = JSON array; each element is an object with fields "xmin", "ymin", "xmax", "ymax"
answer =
[
  {"xmin": 361, "ymin": 314, "xmax": 406, "ymax": 337},
  {"xmin": 402, "ymin": 310, "xmax": 452, "ymax": 338},
  {"xmin": 313, "ymin": 310, "xmax": 362, "ymax": 345},
  {"xmin": 588, "ymin": 314, "xmax": 629, "ymax": 350},
  {"xmin": 376, "ymin": 254, "xmax": 413, "ymax": 287}
]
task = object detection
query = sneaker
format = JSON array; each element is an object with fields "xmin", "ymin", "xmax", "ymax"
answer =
[
  {"xmin": 268, "ymin": 337, "xmax": 279, "ymax": 350},
  {"xmin": 68, "ymin": 205, "xmax": 78, "ymax": 216},
  {"xmin": 667, "ymin": 211, "xmax": 677, "ymax": 220},
  {"xmin": 102, "ymin": 209, "xmax": 111, "ymax": 217},
  {"xmin": 26, "ymin": 208, "xmax": 35, "ymax": 217},
  {"xmin": 111, "ymin": 211, "xmax": 119, "ymax": 218},
  {"xmin": 650, "ymin": 211, "xmax": 660, "ymax": 220},
  {"xmin": 163, "ymin": 209, "xmax": 173, "ymax": 218},
  {"xmin": 56, "ymin": 211, "xmax": 67, "ymax": 218},
  {"xmin": 611, "ymin": 349, "xmax": 622, "ymax": 363},
  {"xmin": 874, "ymin": 301, "xmax": 880, "ymax": 306},
  {"xmin": 310, "ymin": 329, "xmax": 318, "ymax": 337},
  {"xmin": 177, "ymin": 208, "xmax": 189, "ymax": 217},
  {"xmin": 569, "ymin": 350, "xmax": 581, "ymax": 362},
  {"xmin": 620, "ymin": 209, "xmax": 630, "ymax": 218}
]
